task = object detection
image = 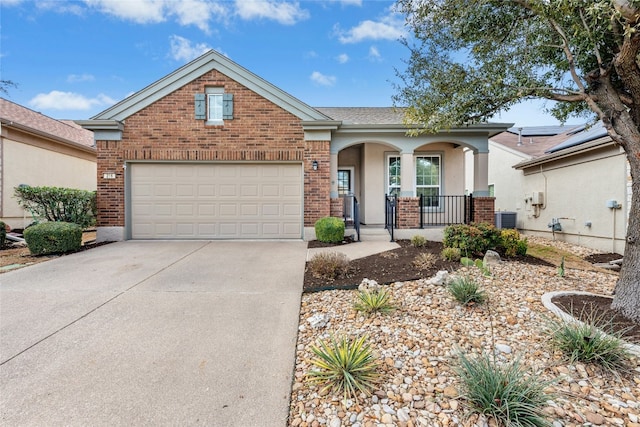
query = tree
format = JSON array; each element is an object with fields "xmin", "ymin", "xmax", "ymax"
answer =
[
  {"xmin": 394, "ymin": 0, "xmax": 640, "ymax": 321},
  {"xmin": 0, "ymin": 80, "xmax": 18, "ymax": 96}
]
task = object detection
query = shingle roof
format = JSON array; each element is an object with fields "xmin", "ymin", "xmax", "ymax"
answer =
[
  {"xmin": 314, "ymin": 107, "xmax": 406, "ymax": 124},
  {"xmin": 0, "ymin": 98, "xmax": 94, "ymax": 148}
]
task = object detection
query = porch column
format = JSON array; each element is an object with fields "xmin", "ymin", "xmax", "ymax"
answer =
[
  {"xmin": 400, "ymin": 151, "xmax": 414, "ymax": 196},
  {"xmin": 473, "ymin": 151, "xmax": 490, "ymax": 196},
  {"xmin": 329, "ymin": 152, "xmax": 339, "ymax": 198}
]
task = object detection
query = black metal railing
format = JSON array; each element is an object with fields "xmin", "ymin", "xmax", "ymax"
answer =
[
  {"xmin": 342, "ymin": 194, "xmax": 361, "ymax": 241},
  {"xmin": 385, "ymin": 194, "xmax": 397, "ymax": 241},
  {"xmin": 419, "ymin": 194, "xmax": 473, "ymax": 227}
]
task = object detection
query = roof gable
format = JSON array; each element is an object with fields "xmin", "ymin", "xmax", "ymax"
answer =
[{"xmin": 92, "ymin": 50, "xmax": 329, "ymax": 122}]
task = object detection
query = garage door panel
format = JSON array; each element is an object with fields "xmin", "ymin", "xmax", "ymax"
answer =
[{"xmin": 131, "ymin": 163, "xmax": 302, "ymax": 239}]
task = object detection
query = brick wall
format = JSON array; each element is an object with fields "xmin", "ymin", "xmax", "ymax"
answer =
[
  {"xmin": 96, "ymin": 68, "xmax": 330, "ymax": 228},
  {"xmin": 472, "ymin": 196, "xmax": 496, "ymax": 225},
  {"xmin": 330, "ymin": 198, "xmax": 344, "ymax": 218},
  {"xmin": 397, "ymin": 197, "xmax": 420, "ymax": 228}
]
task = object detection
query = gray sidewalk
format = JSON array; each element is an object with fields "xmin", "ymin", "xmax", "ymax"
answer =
[{"xmin": 1, "ymin": 240, "xmax": 306, "ymax": 426}]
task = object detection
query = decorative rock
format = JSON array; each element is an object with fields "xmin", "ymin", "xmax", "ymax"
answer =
[
  {"xmin": 397, "ymin": 407, "xmax": 410, "ymax": 422},
  {"xmin": 483, "ymin": 250, "xmax": 501, "ymax": 265},
  {"xmin": 443, "ymin": 386, "xmax": 458, "ymax": 398},
  {"xmin": 585, "ymin": 411, "xmax": 606, "ymax": 425},
  {"xmin": 426, "ymin": 270, "xmax": 450, "ymax": 286},
  {"xmin": 358, "ymin": 278, "xmax": 381, "ymax": 292},
  {"xmin": 329, "ymin": 417, "xmax": 341, "ymax": 427},
  {"xmin": 306, "ymin": 313, "xmax": 329, "ymax": 329},
  {"xmin": 380, "ymin": 413, "xmax": 393, "ymax": 423},
  {"xmin": 495, "ymin": 343, "xmax": 512, "ymax": 354}
]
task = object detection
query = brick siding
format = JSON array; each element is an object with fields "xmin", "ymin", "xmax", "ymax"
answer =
[
  {"xmin": 330, "ymin": 198, "xmax": 344, "ymax": 218},
  {"xmin": 96, "ymin": 69, "xmax": 329, "ymax": 228},
  {"xmin": 472, "ymin": 196, "xmax": 496, "ymax": 225},
  {"xmin": 396, "ymin": 197, "xmax": 420, "ymax": 228}
]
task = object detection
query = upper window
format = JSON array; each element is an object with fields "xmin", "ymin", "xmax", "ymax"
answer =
[
  {"xmin": 415, "ymin": 155, "xmax": 441, "ymax": 207},
  {"xmin": 387, "ymin": 155, "xmax": 401, "ymax": 196},
  {"xmin": 206, "ymin": 88, "xmax": 224, "ymax": 124}
]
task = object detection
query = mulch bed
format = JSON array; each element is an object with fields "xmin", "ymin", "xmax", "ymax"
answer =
[
  {"xmin": 552, "ymin": 293, "xmax": 640, "ymax": 345},
  {"xmin": 303, "ymin": 239, "xmax": 553, "ymax": 293}
]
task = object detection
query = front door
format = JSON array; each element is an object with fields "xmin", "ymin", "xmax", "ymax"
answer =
[{"xmin": 338, "ymin": 168, "xmax": 355, "ymax": 221}]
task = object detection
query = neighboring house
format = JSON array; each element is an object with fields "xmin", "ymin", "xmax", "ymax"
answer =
[
  {"xmin": 486, "ymin": 124, "xmax": 630, "ymax": 254},
  {"xmin": 0, "ymin": 98, "xmax": 96, "ymax": 230},
  {"xmin": 79, "ymin": 50, "xmax": 510, "ymax": 242}
]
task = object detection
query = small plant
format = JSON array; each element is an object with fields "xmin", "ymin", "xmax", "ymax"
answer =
[
  {"xmin": 499, "ymin": 229, "xmax": 528, "ymax": 257},
  {"xmin": 443, "ymin": 222, "xmax": 501, "ymax": 256},
  {"xmin": 23, "ymin": 221, "xmax": 83, "ymax": 255},
  {"xmin": 456, "ymin": 352, "xmax": 553, "ymax": 427},
  {"xmin": 413, "ymin": 252, "xmax": 437, "ymax": 270},
  {"xmin": 353, "ymin": 288, "xmax": 396, "ymax": 315},
  {"xmin": 410, "ymin": 234, "xmax": 426, "ymax": 247},
  {"xmin": 447, "ymin": 276, "xmax": 486, "ymax": 306},
  {"xmin": 441, "ymin": 246, "xmax": 461, "ymax": 262},
  {"xmin": 314, "ymin": 217, "xmax": 345, "ymax": 243},
  {"xmin": 14, "ymin": 186, "xmax": 96, "ymax": 228},
  {"xmin": 308, "ymin": 252, "xmax": 350, "ymax": 280},
  {"xmin": 546, "ymin": 309, "xmax": 631, "ymax": 372},
  {"xmin": 557, "ymin": 256, "xmax": 565, "ymax": 277},
  {"xmin": 460, "ymin": 256, "xmax": 491, "ymax": 277},
  {"xmin": 307, "ymin": 334, "xmax": 380, "ymax": 400}
]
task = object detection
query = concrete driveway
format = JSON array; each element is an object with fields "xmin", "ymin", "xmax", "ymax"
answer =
[{"xmin": 0, "ymin": 240, "xmax": 307, "ymax": 426}]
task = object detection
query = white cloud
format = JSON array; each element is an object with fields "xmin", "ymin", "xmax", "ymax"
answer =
[
  {"xmin": 0, "ymin": 0, "xmax": 26, "ymax": 6},
  {"xmin": 234, "ymin": 0, "xmax": 309, "ymax": 25},
  {"xmin": 328, "ymin": 0, "xmax": 362, "ymax": 5},
  {"xmin": 83, "ymin": 0, "xmax": 166, "ymax": 24},
  {"xmin": 169, "ymin": 35, "xmax": 212, "ymax": 62},
  {"xmin": 368, "ymin": 46, "xmax": 381, "ymax": 61},
  {"xmin": 336, "ymin": 53, "xmax": 349, "ymax": 64},
  {"xmin": 310, "ymin": 71, "xmax": 336, "ymax": 87},
  {"xmin": 82, "ymin": 0, "xmax": 221, "ymax": 32},
  {"xmin": 67, "ymin": 74, "xmax": 95, "ymax": 83},
  {"xmin": 336, "ymin": 15, "xmax": 405, "ymax": 44},
  {"xmin": 29, "ymin": 91, "xmax": 115, "ymax": 111}
]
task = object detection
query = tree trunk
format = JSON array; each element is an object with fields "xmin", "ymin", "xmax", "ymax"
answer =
[{"xmin": 611, "ymin": 121, "xmax": 640, "ymax": 322}]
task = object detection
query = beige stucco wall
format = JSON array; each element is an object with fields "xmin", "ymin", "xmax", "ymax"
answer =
[
  {"xmin": 357, "ymin": 142, "xmax": 466, "ymax": 224},
  {"xmin": 518, "ymin": 147, "xmax": 628, "ymax": 254},
  {"xmin": 486, "ymin": 142, "xmax": 628, "ymax": 254},
  {"xmin": 1, "ymin": 139, "xmax": 97, "ymax": 229}
]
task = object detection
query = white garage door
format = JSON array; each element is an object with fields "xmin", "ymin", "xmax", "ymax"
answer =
[{"xmin": 130, "ymin": 163, "xmax": 303, "ymax": 239}]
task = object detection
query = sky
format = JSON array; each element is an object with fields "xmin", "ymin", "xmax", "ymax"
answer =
[{"xmin": 1, "ymin": 0, "xmax": 562, "ymax": 127}]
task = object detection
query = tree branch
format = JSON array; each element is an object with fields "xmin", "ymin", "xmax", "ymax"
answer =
[{"xmin": 546, "ymin": 16, "xmax": 589, "ymax": 93}]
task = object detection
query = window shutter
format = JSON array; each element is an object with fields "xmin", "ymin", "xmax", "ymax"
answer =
[
  {"xmin": 194, "ymin": 93, "xmax": 206, "ymax": 120},
  {"xmin": 223, "ymin": 93, "xmax": 234, "ymax": 119}
]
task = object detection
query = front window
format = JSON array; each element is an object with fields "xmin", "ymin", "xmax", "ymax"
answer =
[
  {"xmin": 416, "ymin": 155, "xmax": 441, "ymax": 207},
  {"xmin": 387, "ymin": 155, "xmax": 401, "ymax": 196}
]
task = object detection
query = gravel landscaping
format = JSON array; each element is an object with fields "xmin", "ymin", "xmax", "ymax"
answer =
[{"xmin": 290, "ymin": 237, "xmax": 639, "ymax": 427}]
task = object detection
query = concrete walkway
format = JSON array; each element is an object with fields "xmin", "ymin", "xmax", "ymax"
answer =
[{"xmin": 0, "ymin": 240, "xmax": 306, "ymax": 427}]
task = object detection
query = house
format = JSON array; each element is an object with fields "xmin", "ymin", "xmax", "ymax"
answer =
[
  {"xmin": 0, "ymin": 98, "xmax": 96, "ymax": 230},
  {"xmin": 79, "ymin": 50, "xmax": 511, "ymax": 242},
  {"xmin": 486, "ymin": 124, "xmax": 630, "ymax": 253}
]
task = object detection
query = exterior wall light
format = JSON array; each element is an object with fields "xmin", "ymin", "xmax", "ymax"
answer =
[{"xmin": 312, "ymin": 160, "xmax": 318, "ymax": 171}]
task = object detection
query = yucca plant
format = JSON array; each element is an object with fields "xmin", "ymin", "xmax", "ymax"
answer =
[
  {"xmin": 447, "ymin": 276, "xmax": 486, "ymax": 306},
  {"xmin": 307, "ymin": 334, "xmax": 380, "ymax": 400},
  {"xmin": 413, "ymin": 252, "xmax": 437, "ymax": 270},
  {"xmin": 353, "ymin": 288, "xmax": 396, "ymax": 315},
  {"xmin": 546, "ymin": 310, "xmax": 631, "ymax": 372},
  {"xmin": 456, "ymin": 352, "xmax": 553, "ymax": 427}
]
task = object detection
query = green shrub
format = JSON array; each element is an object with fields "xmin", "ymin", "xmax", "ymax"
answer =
[
  {"xmin": 441, "ymin": 247, "xmax": 461, "ymax": 261},
  {"xmin": 413, "ymin": 252, "xmax": 437, "ymax": 270},
  {"xmin": 307, "ymin": 334, "xmax": 380, "ymax": 400},
  {"xmin": 546, "ymin": 310, "xmax": 631, "ymax": 372},
  {"xmin": 308, "ymin": 252, "xmax": 350, "ymax": 280},
  {"xmin": 410, "ymin": 235, "xmax": 426, "ymax": 247},
  {"xmin": 23, "ymin": 222, "xmax": 83, "ymax": 255},
  {"xmin": 443, "ymin": 223, "xmax": 501, "ymax": 256},
  {"xmin": 499, "ymin": 229, "xmax": 524, "ymax": 257},
  {"xmin": 456, "ymin": 353, "xmax": 553, "ymax": 427},
  {"xmin": 314, "ymin": 216, "xmax": 345, "ymax": 243},
  {"xmin": 516, "ymin": 239, "xmax": 528, "ymax": 256},
  {"xmin": 447, "ymin": 276, "xmax": 486, "ymax": 305},
  {"xmin": 0, "ymin": 221, "xmax": 6, "ymax": 248},
  {"xmin": 14, "ymin": 186, "xmax": 96, "ymax": 228},
  {"xmin": 353, "ymin": 288, "xmax": 396, "ymax": 315}
]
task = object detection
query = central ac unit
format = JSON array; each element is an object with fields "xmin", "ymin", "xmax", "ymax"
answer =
[{"xmin": 495, "ymin": 211, "xmax": 517, "ymax": 229}]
